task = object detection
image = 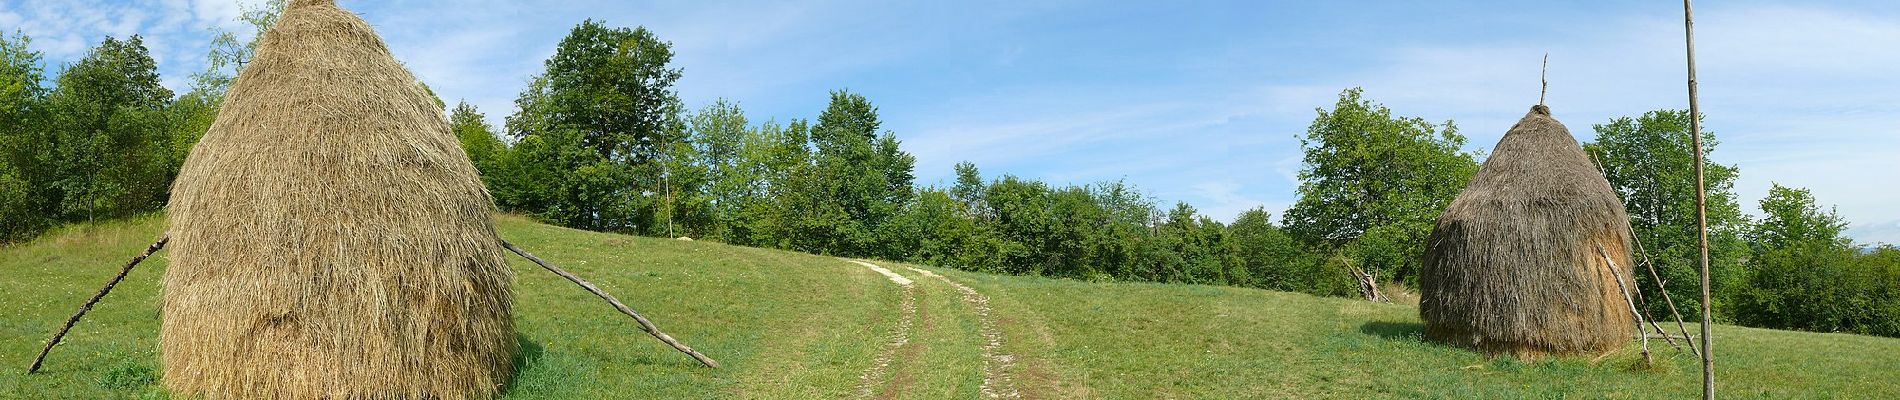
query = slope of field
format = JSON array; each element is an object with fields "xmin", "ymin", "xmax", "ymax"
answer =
[{"xmin": 2, "ymin": 215, "xmax": 1896, "ymax": 398}]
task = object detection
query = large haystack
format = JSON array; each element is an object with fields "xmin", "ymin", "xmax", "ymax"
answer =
[
  {"xmin": 162, "ymin": 0, "xmax": 515, "ymax": 397},
  {"xmin": 1419, "ymin": 105, "xmax": 1635, "ymax": 357}
]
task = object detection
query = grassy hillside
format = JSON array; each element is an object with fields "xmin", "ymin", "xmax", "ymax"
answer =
[{"xmin": 3, "ymin": 215, "xmax": 1896, "ymax": 398}]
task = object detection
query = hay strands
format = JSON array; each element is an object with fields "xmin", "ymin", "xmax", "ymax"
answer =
[
  {"xmin": 500, "ymin": 240, "xmax": 721, "ymax": 369},
  {"xmin": 26, "ymin": 235, "xmax": 169, "ymax": 374}
]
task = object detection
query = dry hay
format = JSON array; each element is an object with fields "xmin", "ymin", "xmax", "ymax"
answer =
[
  {"xmin": 1419, "ymin": 105, "xmax": 1635, "ymax": 357},
  {"xmin": 162, "ymin": 0, "xmax": 515, "ymax": 397}
]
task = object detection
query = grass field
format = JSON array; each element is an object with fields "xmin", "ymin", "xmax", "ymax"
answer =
[{"xmin": 3, "ymin": 214, "xmax": 1897, "ymax": 398}]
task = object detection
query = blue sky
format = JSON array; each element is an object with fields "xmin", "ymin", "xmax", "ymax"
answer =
[{"xmin": 6, "ymin": 0, "xmax": 1899, "ymax": 244}]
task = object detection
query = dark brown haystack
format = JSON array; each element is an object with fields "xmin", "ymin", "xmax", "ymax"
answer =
[
  {"xmin": 162, "ymin": 0, "xmax": 515, "ymax": 397},
  {"xmin": 1420, "ymin": 105, "xmax": 1635, "ymax": 357}
]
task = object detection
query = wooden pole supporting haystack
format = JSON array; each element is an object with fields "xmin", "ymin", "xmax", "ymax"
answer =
[
  {"xmin": 27, "ymin": 235, "xmax": 169, "ymax": 374},
  {"xmin": 1635, "ymin": 230, "xmax": 1700, "ymax": 357},
  {"xmin": 1598, "ymin": 246, "xmax": 1651, "ymax": 365},
  {"xmin": 1588, "ymin": 152, "xmax": 1698, "ymax": 357},
  {"xmin": 500, "ymin": 240, "xmax": 721, "ymax": 369},
  {"xmin": 1682, "ymin": 0, "xmax": 1714, "ymax": 397}
]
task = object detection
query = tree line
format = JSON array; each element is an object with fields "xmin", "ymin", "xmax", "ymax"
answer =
[{"xmin": 0, "ymin": 11, "xmax": 1894, "ymax": 338}]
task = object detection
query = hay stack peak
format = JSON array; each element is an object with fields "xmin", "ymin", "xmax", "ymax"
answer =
[
  {"xmin": 162, "ymin": 1, "xmax": 515, "ymax": 398},
  {"xmin": 1419, "ymin": 105, "xmax": 1635, "ymax": 357}
]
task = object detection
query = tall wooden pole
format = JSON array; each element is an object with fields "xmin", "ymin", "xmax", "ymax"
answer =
[{"xmin": 1682, "ymin": 0, "xmax": 1714, "ymax": 398}]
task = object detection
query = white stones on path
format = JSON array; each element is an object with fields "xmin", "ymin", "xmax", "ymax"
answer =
[
  {"xmin": 846, "ymin": 259, "xmax": 1020, "ymax": 399},
  {"xmin": 850, "ymin": 259, "xmax": 916, "ymax": 399},
  {"xmin": 906, "ymin": 266, "xmax": 1020, "ymax": 400},
  {"xmin": 849, "ymin": 259, "xmax": 914, "ymax": 286}
]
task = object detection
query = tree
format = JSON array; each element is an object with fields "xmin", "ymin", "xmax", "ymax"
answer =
[
  {"xmin": 981, "ymin": 175, "xmax": 1052, "ymax": 275},
  {"xmin": 887, "ymin": 187, "xmax": 980, "ymax": 267},
  {"xmin": 654, "ymin": 119, "xmax": 711, "ymax": 239},
  {"xmin": 450, "ymin": 101, "xmax": 506, "ymax": 183},
  {"xmin": 691, "ymin": 99, "xmax": 754, "ymax": 240},
  {"xmin": 749, "ymin": 119, "xmax": 841, "ymax": 252},
  {"xmin": 505, "ymin": 20, "xmax": 687, "ymax": 234},
  {"xmin": 801, "ymin": 90, "xmax": 916, "ymax": 257},
  {"xmin": 1156, "ymin": 202, "xmax": 1228, "ymax": 284},
  {"xmin": 192, "ymin": 0, "xmax": 288, "ymax": 97},
  {"xmin": 1746, "ymin": 183, "xmax": 1848, "ymax": 252},
  {"xmin": 1728, "ymin": 183, "xmax": 1900, "ymax": 337},
  {"xmin": 1090, "ymin": 180, "xmax": 1156, "ymax": 280},
  {"xmin": 0, "ymin": 30, "xmax": 49, "ymax": 242},
  {"xmin": 541, "ymin": 20, "xmax": 683, "ymax": 163},
  {"xmin": 1281, "ymin": 88, "xmax": 1478, "ymax": 287},
  {"xmin": 1586, "ymin": 109, "xmax": 1746, "ymax": 319},
  {"xmin": 1853, "ymin": 246, "xmax": 1900, "ymax": 337},
  {"xmin": 46, "ymin": 36, "xmax": 174, "ymax": 223},
  {"xmin": 1227, "ymin": 207, "xmax": 1340, "ymax": 295},
  {"xmin": 1729, "ymin": 240, "xmax": 1859, "ymax": 333},
  {"xmin": 951, "ymin": 161, "xmax": 985, "ymax": 217}
]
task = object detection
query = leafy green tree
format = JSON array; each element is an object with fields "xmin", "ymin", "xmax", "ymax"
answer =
[
  {"xmin": 498, "ymin": 124, "xmax": 630, "ymax": 229},
  {"xmin": 980, "ymin": 175, "xmax": 1052, "ymax": 275},
  {"xmin": 887, "ymin": 187, "xmax": 981, "ymax": 267},
  {"xmin": 751, "ymin": 119, "xmax": 845, "ymax": 252},
  {"xmin": 1746, "ymin": 183, "xmax": 1849, "ymax": 252},
  {"xmin": 1043, "ymin": 185, "xmax": 1112, "ymax": 278},
  {"xmin": 1729, "ymin": 240, "xmax": 1855, "ymax": 332},
  {"xmin": 0, "ymin": 30, "xmax": 49, "ymax": 241},
  {"xmin": 1852, "ymin": 246, "xmax": 1900, "ymax": 337},
  {"xmin": 46, "ymin": 36, "xmax": 175, "ymax": 223},
  {"xmin": 1157, "ymin": 202, "xmax": 1230, "ymax": 284},
  {"xmin": 951, "ymin": 161, "xmax": 986, "ymax": 217},
  {"xmin": 1090, "ymin": 180, "xmax": 1157, "ymax": 280},
  {"xmin": 654, "ymin": 121, "xmax": 711, "ymax": 239},
  {"xmin": 192, "ymin": 0, "xmax": 288, "ymax": 97},
  {"xmin": 723, "ymin": 119, "xmax": 799, "ymax": 246},
  {"xmin": 802, "ymin": 90, "xmax": 916, "ymax": 257},
  {"xmin": 1227, "ymin": 207, "xmax": 1341, "ymax": 295},
  {"xmin": 691, "ymin": 99, "xmax": 755, "ymax": 240},
  {"xmin": 1281, "ymin": 88, "xmax": 1478, "ymax": 287},
  {"xmin": 1586, "ymin": 109, "xmax": 1746, "ymax": 319},
  {"xmin": 450, "ymin": 101, "xmax": 506, "ymax": 183},
  {"xmin": 504, "ymin": 20, "xmax": 687, "ymax": 234},
  {"xmin": 542, "ymin": 20, "xmax": 683, "ymax": 163},
  {"xmin": 1728, "ymin": 183, "xmax": 1900, "ymax": 337}
]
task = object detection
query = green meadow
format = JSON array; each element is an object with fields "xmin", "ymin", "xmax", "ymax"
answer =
[{"xmin": 4, "ymin": 214, "xmax": 1895, "ymax": 399}]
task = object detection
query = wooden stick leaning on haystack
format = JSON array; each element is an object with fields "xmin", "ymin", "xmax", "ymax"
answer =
[
  {"xmin": 501, "ymin": 240, "xmax": 721, "ymax": 369},
  {"xmin": 26, "ymin": 235, "xmax": 169, "ymax": 374},
  {"xmin": 1587, "ymin": 152, "xmax": 1700, "ymax": 358},
  {"xmin": 27, "ymin": 235, "xmax": 720, "ymax": 374},
  {"xmin": 1598, "ymin": 245, "xmax": 1651, "ymax": 365}
]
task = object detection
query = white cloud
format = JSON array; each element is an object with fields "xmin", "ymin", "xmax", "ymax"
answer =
[{"xmin": 190, "ymin": 0, "xmax": 242, "ymax": 31}]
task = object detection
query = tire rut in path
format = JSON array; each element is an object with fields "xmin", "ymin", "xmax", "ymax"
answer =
[
  {"xmin": 847, "ymin": 259, "xmax": 917, "ymax": 399},
  {"xmin": 905, "ymin": 266, "xmax": 1020, "ymax": 399}
]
